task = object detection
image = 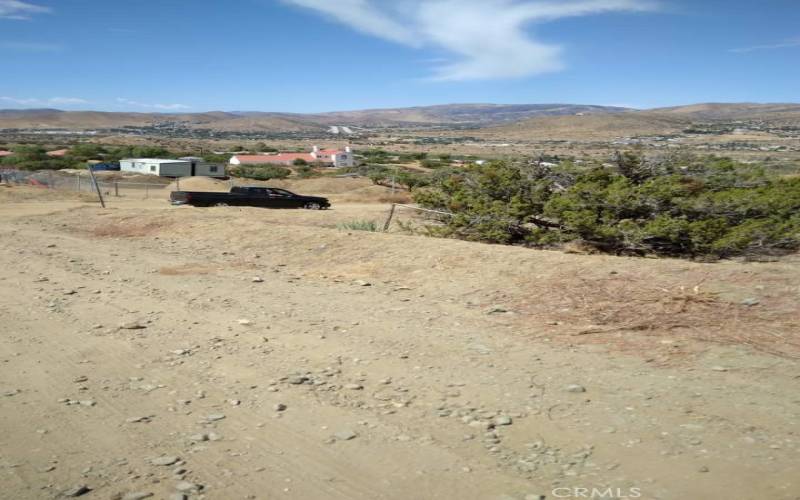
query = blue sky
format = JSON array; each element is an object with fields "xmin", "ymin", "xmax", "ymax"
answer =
[{"xmin": 0, "ymin": 0, "xmax": 798, "ymax": 112}]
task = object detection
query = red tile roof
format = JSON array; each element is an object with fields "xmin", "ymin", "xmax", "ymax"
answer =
[
  {"xmin": 46, "ymin": 149, "xmax": 69, "ymax": 157},
  {"xmin": 0, "ymin": 150, "xmax": 13, "ymax": 157},
  {"xmin": 232, "ymin": 153, "xmax": 318, "ymax": 164}
]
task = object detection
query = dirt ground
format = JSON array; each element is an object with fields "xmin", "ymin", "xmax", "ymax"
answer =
[{"xmin": 1, "ymin": 185, "xmax": 799, "ymax": 500}]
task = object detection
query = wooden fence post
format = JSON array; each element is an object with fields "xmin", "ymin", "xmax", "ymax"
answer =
[
  {"xmin": 87, "ymin": 167, "xmax": 105, "ymax": 208},
  {"xmin": 383, "ymin": 203, "xmax": 397, "ymax": 232},
  {"xmin": 114, "ymin": 182, "xmax": 119, "ymax": 197}
]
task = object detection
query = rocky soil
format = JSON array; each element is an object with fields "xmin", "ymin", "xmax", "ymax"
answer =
[{"xmin": 0, "ymin": 190, "xmax": 798, "ymax": 500}]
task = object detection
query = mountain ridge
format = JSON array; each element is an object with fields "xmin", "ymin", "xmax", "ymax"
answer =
[{"xmin": 1, "ymin": 102, "xmax": 798, "ymax": 133}]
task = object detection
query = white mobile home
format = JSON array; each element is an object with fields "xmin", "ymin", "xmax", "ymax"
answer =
[
  {"xmin": 120, "ymin": 158, "xmax": 224, "ymax": 177},
  {"xmin": 179, "ymin": 157, "xmax": 225, "ymax": 177}
]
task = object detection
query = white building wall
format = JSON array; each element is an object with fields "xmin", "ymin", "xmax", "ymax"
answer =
[
  {"xmin": 332, "ymin": 151, "xmax": 355, "ymax": 167},
  {"xmin": 119, "ymin": 159, "xmax": 191, "ymax": 176},
  {"xmin": 196, "ymin": 163, "xmax": 224, "ymax": 176}
]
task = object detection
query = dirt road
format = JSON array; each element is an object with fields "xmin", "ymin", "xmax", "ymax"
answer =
[{"xmin": 1, "ymin": 192, "xmax": 798, "ymax": 500}]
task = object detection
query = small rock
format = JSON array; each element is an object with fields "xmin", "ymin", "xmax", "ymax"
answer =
[
  {"xmin": 468, "ymin": 420, "xmax": 491, "ymax": 431},
  {"xmin": 237, "ymin": 319, "xmax": 252, "ymax": 325},
  {"xmin": 122, "ymin": 493, "xmax": 154, "ymax": 500},
  {"xmin": 126, "ymin": 416, "xmax": 152, "ymax": 423},
  {"xmin": 334, "ymin": 430, "xmax": 358, "ymax": 441},
  {"xmin": 698, "ymin": 465, "xmax": 710, "ymax": 473},
  {"xmin": 274, "ymin": 403, "xmax": 287, "ymax": 412},
  {"xmin": 486, "ymin": 306, "xmax": 508, "ymax": 314},
  {"xmin": 175, "ymin": 481, "xmax": 200, "ymax": 492},
  {"xmin": 287, "ymin": 375, "xmax": 308, "ymax": 385},
  {"xmin": 354, "ymin": 280, "xmax": 371, "ymax": 287},
  {"xmin": 73, "ymin": 376, "xmax": 88, "ymax": 383},
  {"xmin": 119, "ymin": 321, "xmax": 146, "ymax": 330},
  {"xmin": 63, "ymin": 485, "xmax": 91, "ymax": 497},
  {"xmin": 565, "ymin": 384, "xmax": 586, "ymax": 393},
  {"xmin": 78, "ymin": 400, "xmax": 96, "ymax": 407},
  {"xmin": 343, "ymin": 383, "xmax": 363, "ymax": 390},
  {"xmin": 150, "ymin": 456, "xmax": 180, "ymax": 466},
  {"xmin": 711, "ymin": 366, "xmax": 728, "ymax": 372},
  {"xmin": 252, "ymin": 277, "xmax": 264, "ymax": 283},
  {"xmin": 169, "ymin": 494, "xmax": 188, "ymax": 500},
  {"xmin": 741, "ymin": 298, "xmax": 760, "ymax": 306},
  {"xmin": 205, "ymin": 413, "xmax": 226, "ymax": 422},
  {"xmin": 494, "ymin": 415, "xmax": 513, "ymax": 426}
]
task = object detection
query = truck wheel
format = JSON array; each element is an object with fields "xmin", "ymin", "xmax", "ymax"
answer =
[{"xmin": 304, "ymin": 202, "xmax": 322, "ymax": 210}]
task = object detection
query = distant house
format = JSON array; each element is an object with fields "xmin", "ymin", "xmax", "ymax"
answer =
[
  {"xmin": 0, "ymin": 150, "xmax": 13, "ymax": 158},
  {"xmin": 229, "ymin": 146, "xmax": 354, "ymax": 168},
  {"xmin": 120, "ymin": 158, "xmax": 224, "ymax": 177},
  {"xmin": 46, "ymin": 149, "xmax": 69, "ymax": 157}
]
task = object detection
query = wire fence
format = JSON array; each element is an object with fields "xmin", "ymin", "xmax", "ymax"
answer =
[{"xmin": 0, "ymin": 169, "xmax": 174, "ymax": 199}]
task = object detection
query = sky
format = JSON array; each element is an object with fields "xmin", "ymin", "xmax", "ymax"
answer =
[{"xmin": 0, "ymin": 0, "xmax": 798, "ymax": 113}]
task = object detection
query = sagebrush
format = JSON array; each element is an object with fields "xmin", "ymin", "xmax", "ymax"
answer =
[{"xmin": 413, "ymin": 154, "xmax": 800, "ymax": 259}]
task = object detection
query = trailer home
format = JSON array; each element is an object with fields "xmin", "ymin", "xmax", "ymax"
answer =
[{"xmin": 120, "ymin": 158, "xmax": 224, "ymax": 177}]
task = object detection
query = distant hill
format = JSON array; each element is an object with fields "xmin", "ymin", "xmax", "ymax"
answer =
[
  {"xmin": 0, "ymin": 103, "xmax": 631, "ymax": 131},
  {"xmin": 307, "ymin": 103, "xmax": 631, "ymax": 126},
  {"xmin": 0, "ymin": 103, "xmax": 797, "ymax": 137},
  {"xmin": 480, "ymin": 112, "xmax": 690, "ymax": 140},
  {"xmin": 649, "ymin": 103, "xmax": 800, "ymax": 120},
  {"xmin": 478, "ymin": 103, "xmax": 800, "ymax": 141}
]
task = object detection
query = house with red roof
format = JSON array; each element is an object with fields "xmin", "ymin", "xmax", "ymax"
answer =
[
  {"xmin": 229, "ymin": 146, "xmax": 354, "ymax": 168},
  {"xmin": 0, "ymin": 150, "xmax": 13, "ymax": 158},
  {"xmin": 46, "ymin": 149, "xmax": 69, "ymax": 157}
]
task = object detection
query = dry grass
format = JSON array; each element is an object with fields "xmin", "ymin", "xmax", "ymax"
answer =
[{"xmin": 510, "ymin": 270, "xmax": 800, "ymax": 360}]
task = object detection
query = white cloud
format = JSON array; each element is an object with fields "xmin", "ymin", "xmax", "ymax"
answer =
[
  {"xmin": 1, "ymin": 96, "xmax": 87, "ymax": 106},
  {"xmin": 116, "ymin": 98, "xmax": 190, "ymax": 111},
  {"xmin": 0, "ymin": 0, "xmax": 51, "ymax": 20},
  {"xmin": 283, "ymin": 0, "xmax": 658, "ymax": 80},
  {"xmin": 283, "ymin": 0, "xmax": 417, "ymax": 45},
  {"xmin": 730, "ymin": 37, "xmax": 800, "ymax": 53}
]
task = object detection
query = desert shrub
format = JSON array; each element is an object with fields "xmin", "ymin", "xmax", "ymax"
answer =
[
  {"xmin": 203, "ymin": 153, "xmax": 230, "ymax": 164},
  {"xmin": 1, "ymin": 145, "xmax": 81, "ymax": 170},
  {"xmin": 228, "ymin": 164, "xmax": 291, "ymax": 181},
  {"xmin": 414, "ymin": 154, "xmax": 800, "ymax": 259},
  {"xmin": 295, "ymin": 164, "xmax": 320, "ymax": 178},
  {"xmin": 361, "ymin": 149, "xmax": 392, "ymax": 164},
  {"xmin": 395, "ymin": 171, "xmax": 430, "ymax": 190},
  {"xmin": 66, "ymin": 144, "xmax": 106, "ymax": 161},
  {"xmin": 337, "ymin": 220, "xmax": 379, "ymax": 232},
  {"xmin": 420, "ymin": 159, "xmax": 446, "ymax": 169},
  {"xmin": 104, "ymin": 145, "xmax": 173, "ymax": 161}
]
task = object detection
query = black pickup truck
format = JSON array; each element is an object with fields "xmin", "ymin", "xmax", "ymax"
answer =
[{"xmin": 170, "ymin": 186, "xmax": 330, "ymax": 209}]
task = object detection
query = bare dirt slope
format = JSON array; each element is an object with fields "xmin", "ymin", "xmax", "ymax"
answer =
[{"xmin": 1, "ymin": 192, "xmax": 799, "ymax": 500}]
